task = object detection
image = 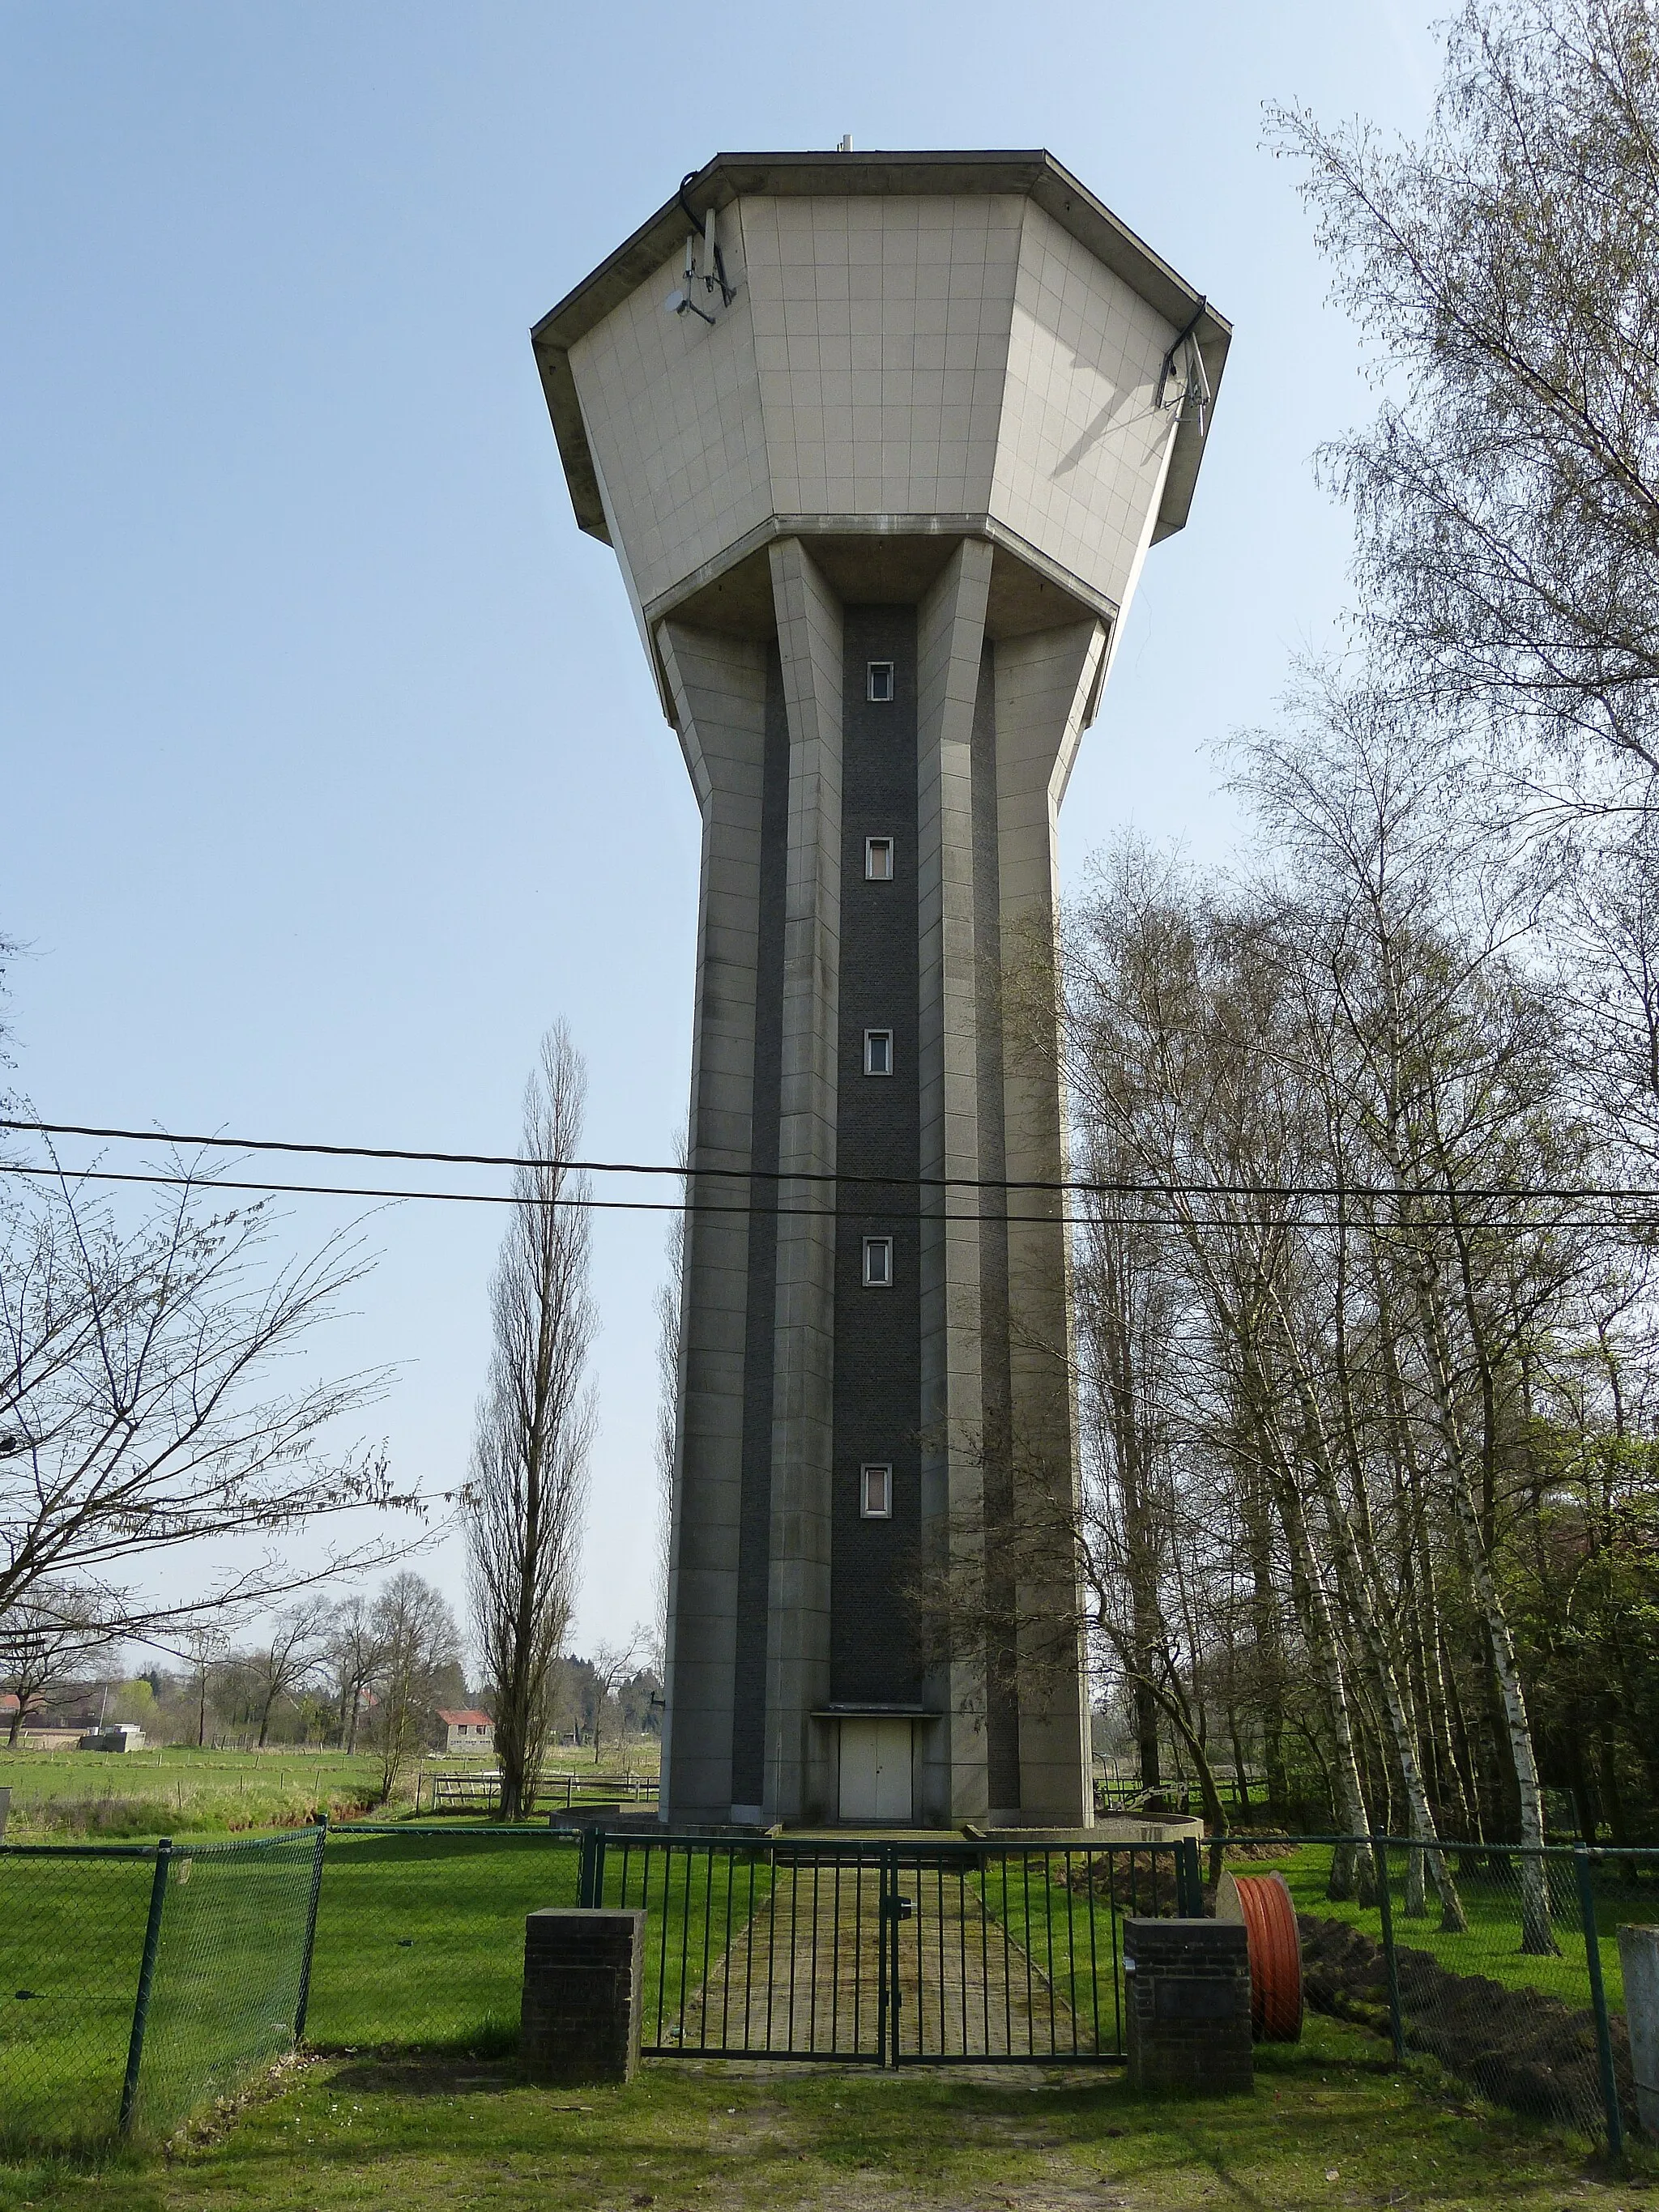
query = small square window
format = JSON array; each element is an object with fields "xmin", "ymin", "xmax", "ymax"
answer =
[
  {"xmin": 860, "ymin": 1464, "xmax": 893, "ymax": 1519},
  {"xmin": 867, "ymin": 662, "xmax": 894, "ymax": 703},
  {"xmin": 864, "ymin": 1029, "xmax": 893, "ymax": 1076},
  {"xmin": 865, "ymin": 836, "xmax": 894, "ymax": 882},
  {"xmin": 863, "ymin": 1235, "xmax": 893, "ymax": 1287}
]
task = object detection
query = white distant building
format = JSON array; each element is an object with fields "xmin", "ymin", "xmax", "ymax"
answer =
[
  {"xmin": 531, "ymin": 150, "xmax": 1230, "ymax": 1831},
  {"xmin": 437, "ymin": 1708, "xmax": 494, "ymax": 1756},
  {"xmin": 80, "ymin": 1724, "xmax": 146, "ymax": 1752}
]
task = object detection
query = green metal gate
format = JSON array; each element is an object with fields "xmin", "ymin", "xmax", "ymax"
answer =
[{"xmin": 585, "ymin": 1830, "xmax": 1201, "ymax": 2065}]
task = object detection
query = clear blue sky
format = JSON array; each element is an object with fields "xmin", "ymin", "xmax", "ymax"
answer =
[{"xmin": 0, "ymin": 2, "xmax": 1439, "ymax": 1659}]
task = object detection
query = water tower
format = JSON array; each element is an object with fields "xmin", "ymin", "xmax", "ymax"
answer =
[{"xmin": 533, "ymin": 151, "xmax": 1229, "ymax": 1828}]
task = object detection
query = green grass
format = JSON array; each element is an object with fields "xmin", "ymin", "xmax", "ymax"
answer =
[
  {"xmin": 305, "ymin": 1829, "xmax": 584, "ymax": 2051},
  {"xmin": 0, "ymin": 1748, "xmax": 387, "ymax": 1839},
  {"xmin": 1, "ymin": 2016, "xmax": 1653, "ymax": 2212},
  {"xmin": 1249, "ymin": 1840, "xmax": 1659, "ymax": 2014},
  {"xmin": 290, "ymin": 1829, "xmax": 770, "ymax": 2056},
  {"xmin": 2, "ymin": 1828, "xmax": 584, "ymax": 2148},
  {"xmin": 0, "ymin": 1741, "xmax": 665, "ymax": 1842}
]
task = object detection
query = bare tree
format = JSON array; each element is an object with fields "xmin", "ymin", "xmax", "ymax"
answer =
[
  {"xmin": 322, "ymin": 1593, "xmax": 385, "ymax": 1753},
  {"xmin": 244, "ymin": 1599, "xmax": 330, "ymax": 1750},
  {"xmin": 587, "ymin": 1630, "xmax": 646, "ymax": 1766},
  {"xmin": 0, "ymin": 1154, "xmax": 417, "ymax": 1646},
  {"xmin": 0, "ymin": 1583, "xmax": 107, "ymax": 1748},
  {"xmin": 181, "ymin": 1621, "xmax": 230, "ymax": 1749},
  {"xmin": 370, "ymin": 1572, "xmax": 459, "ymax": 1805},
  {"xmin": 464, "ymin": 1024, "xmax": 595, "ymax": 1822}
]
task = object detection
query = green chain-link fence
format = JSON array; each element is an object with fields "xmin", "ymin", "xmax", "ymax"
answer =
[
  {"xmin": 0, "ymin": 1822, "xmax": 580, "ymax": 2149},
  {"xmin": 1235, "ymin": 1836, "xmax": 1659, "ymax": 2147},
  {"xmin": 1, "ymin": 1826, "xmax": 324, "ymax": 2149},
  {"xmin": 6, "ymin": 1822, "xmax": 1659, "ymax": 2153}
]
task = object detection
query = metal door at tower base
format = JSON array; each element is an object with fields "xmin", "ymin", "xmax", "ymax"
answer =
[
  {"xmin": 837, "ymin": 1719, "xmax": 915, "ymax": 1824},
  {"xmin": 592, "ymin": 1831, "xmax": 1198, "ymax": 2065}
]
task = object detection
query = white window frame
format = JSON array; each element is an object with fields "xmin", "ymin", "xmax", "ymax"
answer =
[
  {"xmin": 862, "ymin": 1234, "xmax": 893, "ymax": 1288},
  {"xmin": 864, "ymin": 1028, "xmax": 893, "ymax": 1076},
  {"xmin": 859, "ymin": 1464, "xmax": 893, "ymax": 1519},
  {"xmin": 865, "ymin": 835, "xmax": 894, "ymax": 882},
  {"xmin": 867, "ymin": 661, "xmax": 895, "ymax": 703}
]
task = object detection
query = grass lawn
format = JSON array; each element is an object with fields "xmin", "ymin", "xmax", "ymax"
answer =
[
  {"xmin": 1247, "ymin": 1842, "xmax": 1659, "ymax": 2014},
  {"xmin": 0, "ymin": 1845, "xmax": 155, "ymax": 2150},
  {"xmin": 0, "ymin": 1743, "xmax": 663, "ymax": 1841},
  {"xmin": 0, "ymin": 2016, "xmax": 1653, "ymax": 2212},
  {"xmin": 3, "ymin": 1829, "xmax": 595, "ymax": 2146},
  {"xmin": 306, "ymin": 1830, "xmax": 584, "ymax": 2050},
  {"xmin": 0, "ymin": 1749, "xmax": 388, "ymax": 1839},
  {"xmin": 311, "ymin": 1830, "xmax": 773, "ymax": 2053}
]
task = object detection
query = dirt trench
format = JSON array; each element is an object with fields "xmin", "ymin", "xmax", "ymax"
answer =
[{"xmin": 1298, "ymin": 1911, "xmax": 1634, "ymax": 2132}]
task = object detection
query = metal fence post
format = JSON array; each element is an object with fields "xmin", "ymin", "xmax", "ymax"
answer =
[
  {"xmin": 1371, "ymin": 1833, "xmax": 1405, "ymax": 2068},
  {"xmin": 293, "ymin": 1815, "xmax": 330, "ymax": 2043},
  {"xmin": 1574, "ymin": 1842, "xmax": 1625, "ymax": 2157},
  {"xmin": 578, "ymin": 1827, "xmax": 608, "ymax": 1909},
  {"xmin": 118, "ymin": 1837, "xmax": 173, "ymax": 2137},
  {"xmin": 1175, "ymin": 1838, "xmax": 1203, "ymax": 1916}
]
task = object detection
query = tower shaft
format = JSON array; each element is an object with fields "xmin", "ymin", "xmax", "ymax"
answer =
[{"xmin": 532, "ymin": 151, "xmax": 1230, "ymax": 1827}]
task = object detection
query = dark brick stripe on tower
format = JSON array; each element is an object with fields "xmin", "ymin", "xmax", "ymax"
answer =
[{"xmin": 832, "ymin": 608, "xmax": 923, "ymax": 1705}]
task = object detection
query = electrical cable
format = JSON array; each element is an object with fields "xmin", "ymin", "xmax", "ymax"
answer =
[
  {"xmin": 4, "ymin": 1116, "xmax": 1658, "ymax": 1209},
  {"xmin": 2, "ymin": 1158, "xmax": 1657, "ymax": 1235}
]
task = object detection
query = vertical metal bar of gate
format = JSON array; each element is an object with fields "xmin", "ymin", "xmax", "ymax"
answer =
[{"xmin": 877, "ymin": 1845, "xmax": 893, "ymax": 2064}]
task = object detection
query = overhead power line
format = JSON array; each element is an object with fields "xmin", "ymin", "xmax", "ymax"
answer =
[
  {"xmin": 2, "ymin": 1157, "xmax": 1658, "ymax": 1238},
  {"xmin": 4, "ymin": 1115, "xmax": 1659, "ymax": 1209},
  {"xmin": 0, "ymin": 1157, "xmax": 1395, "ymax": 1226}
]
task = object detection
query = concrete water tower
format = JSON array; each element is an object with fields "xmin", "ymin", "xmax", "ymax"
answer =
[{"xmin": 533, "ymin": 151, "xmax": 1229, "ymax": 1830}]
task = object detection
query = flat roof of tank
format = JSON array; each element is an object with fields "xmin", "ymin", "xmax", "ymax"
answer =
[{"xmin": 531, "ymin": 148, "xmax": 1231, "ymax": 550}]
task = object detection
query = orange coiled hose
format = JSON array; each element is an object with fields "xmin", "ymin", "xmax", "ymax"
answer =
[{"xmin": 1230, "ymin": 1872, "xmax": 1303, "ymax": 2042}]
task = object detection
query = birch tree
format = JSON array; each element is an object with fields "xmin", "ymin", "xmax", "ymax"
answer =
[{"xmin": 1273, "ymin": 0, "xmax": 1659, "ymax": 789}]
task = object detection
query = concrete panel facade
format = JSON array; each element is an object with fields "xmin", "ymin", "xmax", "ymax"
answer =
[{"xmin": 535, "ymin": 152, "xmax": 1228, "ymax": 1828}]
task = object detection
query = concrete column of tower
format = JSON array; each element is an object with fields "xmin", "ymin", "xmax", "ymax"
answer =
[
  {"xmin": 994, "ymin": 620, "xmax": 1110, "ymax": 1825},
  {"xmin": 915, "ymin": 539, "xmax": 993, "ymax": 1826},
  {"xmin": 654, "ymin": 623, "xmax": 770, "ymax": 1820},
  {"xmin": 761, "ymin": 539, "xmax": 843, "ymax": 1823},
  {"xmin": 532, "ymin": 150, "xmax": 1230, "ymax": 1830}
]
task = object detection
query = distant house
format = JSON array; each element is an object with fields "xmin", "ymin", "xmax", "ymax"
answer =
[
  {"xmin": 2, "ymin": 1689, "xmax": 103, "ymax": 1750},
  {"xmin": 437, "ymin": 1708, "xmax": 494, "ymax": 1756}
]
